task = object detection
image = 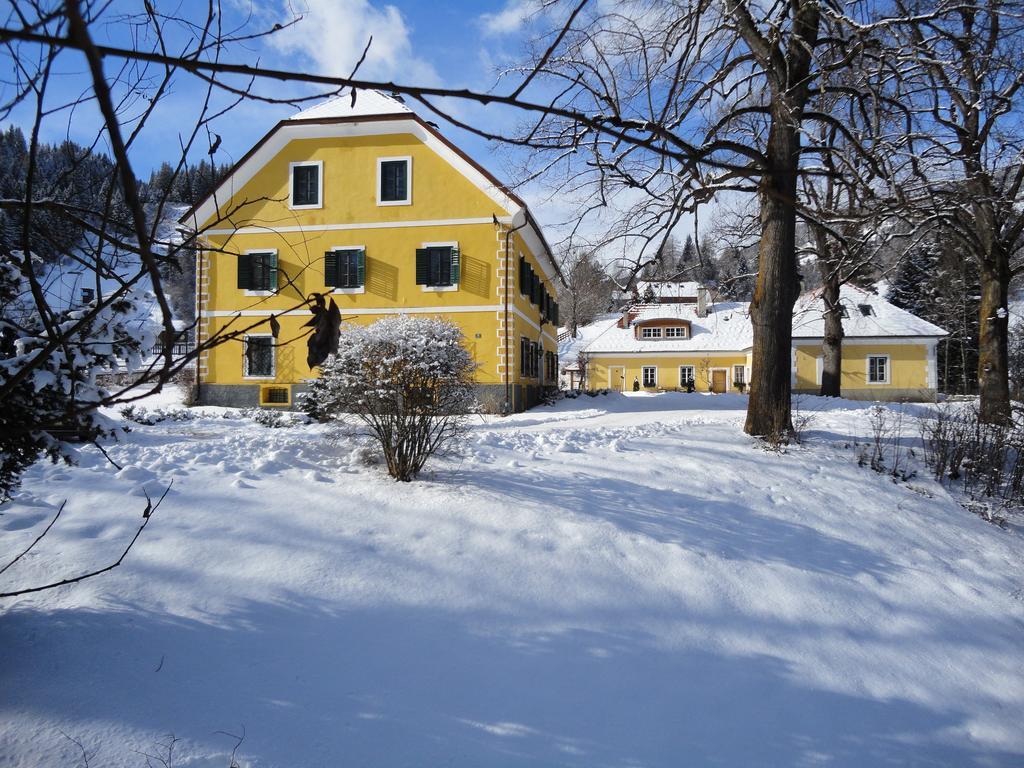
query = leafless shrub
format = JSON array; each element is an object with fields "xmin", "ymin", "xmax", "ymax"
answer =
[
  {"xmin": 790, "ymin": 397, "xmax": 816, "ymax": 445},
  {"xmin": 919, "ymin": 403, "xmax": 1024, "ymax": 517},
  {"xmin": 860, "ymin": 405, "xmax": 916, "ymax": 480},
  {"xmin": 868, "ymin": 405, "xmax": 891, "ymax": 472},
  {"xmin": 174, "ymin": 369, "xmax": 199, "ymax": 408}
]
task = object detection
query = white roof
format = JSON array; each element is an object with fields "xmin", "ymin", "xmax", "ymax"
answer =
[
  {"xmin": 289, "ymin": 89, "xmax": 413, "ymax": 121},
  {"xmin": 792, "ymin": 284, "xmax": 947, "ymax": 339},
  {"xmin": 580, "ymin": 286, "xmax": 945, "ymax": 355},
  {"xmin": 559, "ymin": 313, "xmax": 621, "ymax": 364},
  {"xmin": 635, "ymin": 280, "xmax": 701, "ymax": 299},
  {"xmin": 584, "ymin": 302, "xmax": 754, "ymax": 353}
]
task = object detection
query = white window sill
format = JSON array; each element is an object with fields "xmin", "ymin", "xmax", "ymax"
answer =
[
  {"xmin": 332, "ymin": 286, "xmax": 365, "ymax": 295},
  {"xmin": 288, "ymin": 203, "xmax": 322, "ymax": 210},
  {"xmin": 244, "ymin": 290, "xmax": 274, "ymax": 297},
  {"xmin": 244, "ymin": 375, "xmax": 276, "ymax": 381},
  {"xmin": 867, "ymin": 380, "xmax": 891, "ymax": 386},
  {"xmin": 422, "ymin": 285, "xmax": 458, "ymax": 293},
  {"xmin": 377, "ymin": 199, "xmax": 412, "ymax": 206}
]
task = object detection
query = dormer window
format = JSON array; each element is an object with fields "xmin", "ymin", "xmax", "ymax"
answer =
[
  {"xmin": 664, "ymin": 326, "xmax": 688, "ymax": 339},
  {"xmin": 641, "ymin": 327, "xmax": 663, "ymax": 339},
  {"xmin": 838, "ymin": 305, "xmax": 849, "ymax": 318},
  {"xmin": 290, "ymin": 161, "xmax": 322, "ymax": 209},
  {"xmin": 378, "ymin": 157, "xmax": 411, "ymax": 205},
  {"xmin": 858, "ymin": 303, "xmax": 874, "ymax": 317}
]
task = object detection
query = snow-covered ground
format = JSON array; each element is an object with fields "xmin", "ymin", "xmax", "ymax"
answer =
[{"xmin": 1, "ymin": 393, "xmax": 1023, "ymax": 767}]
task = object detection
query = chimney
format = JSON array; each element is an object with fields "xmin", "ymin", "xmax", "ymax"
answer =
[
  {"xmin": 697, "ymin": 286, "xmax": 711, "ymax": 318},
  {"xmin": 618, "ymin": 308, "xmax": 640, "ymax": 329}
]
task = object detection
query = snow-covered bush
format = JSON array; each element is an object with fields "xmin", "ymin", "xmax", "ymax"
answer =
[
  {"xmin": 1, "ymin": 260, "xmax": 154, "ymax": 499},
  {"xmin": 241, "ymin": 407, "xmax": 293, "ymax": 428},
  {"xmin": 120, "ymin": 404, "xmax": 195, "ymax": 425},
  {"xmin": 303, "ymin": 316, "xmax": 477, "ymax": 481}
]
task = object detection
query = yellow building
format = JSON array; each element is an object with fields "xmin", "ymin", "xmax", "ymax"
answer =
[
  {"xmin": 181, "ymin": 91, "xmax": 562, "ymax": 412},
  {"xmin": 579, "ymin": 284, "xmax": 947, "ymax": 401}
]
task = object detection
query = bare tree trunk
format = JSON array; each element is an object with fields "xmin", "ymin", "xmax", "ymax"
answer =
[
  {"xmin": 745, "ymin": 120, "xmax": 801, "ymax": 437},
  {"xmin": 978, "ymin": 246, "xmax": 1012, "ymax": 423},
  {"xmin": 813, "ymin": 227, "xmax": 844, "ymax": 397},
  {"xmin": 819, "ymin": 271, "xmax": 844, "ymax": 397}
]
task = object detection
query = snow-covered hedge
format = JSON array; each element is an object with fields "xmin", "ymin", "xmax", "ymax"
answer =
[{"xmin": 301, "ymin": 316, "xmax": 476, "ymax": 481}]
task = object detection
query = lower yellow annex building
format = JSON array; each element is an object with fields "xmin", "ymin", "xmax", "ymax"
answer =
[
  {"xmin": 180, "ymin": 91, "xmax": 563, "ymax": 412},
  {"xmin": 577, "ymin": 283, "xmax": 947, "ymax": 401}
]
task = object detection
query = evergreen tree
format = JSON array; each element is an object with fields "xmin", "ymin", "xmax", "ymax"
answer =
[
  {"xmin": 887, "ymin": 242, "xmax": 937, "ymax": 314},
  {"xmin": 678, "ymin": 235, "xmax": 697, "ymax": 273}
]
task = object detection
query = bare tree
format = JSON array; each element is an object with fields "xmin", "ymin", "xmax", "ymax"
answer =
[
  {"xmin": 0, "ymin": 2, "xmax": 342, "ymax": 501},
  {"xmin": 893, "ymin": 0, "xmax": 1024, "ymax": 422},
  {"xmin": 0, "ymin": 0, "xmax": 924, "ymax": 445},
  {"xmin": 488, "ymin": 0, "xmax": 910, "ymax": 438},
  {"xmin": 558, "ymin": 247, "xmax": 613, "ymax": 336}
]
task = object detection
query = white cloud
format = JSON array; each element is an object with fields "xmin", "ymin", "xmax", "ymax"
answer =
[
  {"xmin": 267, "ymin": 0, "xmax": 440, "ymax": 84},
  {"xmin": 479, "ymin": 0, "xmax": 538, "ymax": 36}
]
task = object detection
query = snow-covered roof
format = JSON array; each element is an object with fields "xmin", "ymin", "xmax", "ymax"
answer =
[
  {"xmin": 579, "ymin": 286, "xmax": 946, "ymax": 355},
  {"xmin": 559, "ymin": 313, "xmax": 621, "ymax": 364},
  {"xmin": 792, "ymin": 284, "xmax": 947, "ymax": 339},
  {"xmin": 635, "ymin": 280, "xmax": 701, "ymax": 299},
  {"xmin": 584, "ymin": 302, "xmax": 754, "ymax": 353},
  {"xmin": 289, "ymin": 89, "xmax": 413, "ymax": 121}
]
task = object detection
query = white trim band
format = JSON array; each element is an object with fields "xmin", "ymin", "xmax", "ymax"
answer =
[{"xmin": 202, "ymin": 217, "xmax": 502, "ymax": 236}]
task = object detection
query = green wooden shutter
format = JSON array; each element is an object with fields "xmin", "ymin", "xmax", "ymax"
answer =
[
  {"xmin": 356, "ymin": 249, "xmax": 366, "ymax": 286},
  {"xmin": 519, "ymin": 256, "xmax": 527, "ymax": 294},
  {"xmin": 324, "ymin": 251, "xmax": 338, "ymax": 287},
  {"xmin": 269, "ymin": 253, "xmax": 278, "ymax": 291},
  {"xmin": 415, "ymin": 248, "xmax": 430, "ymax": 285},
  {"xmin": 237, "ymin": 253, "xmax": 252, "ymax": 290},
  {"xmin": 450, "ymin": 246, "xmax": 460, "ymax": 285}
]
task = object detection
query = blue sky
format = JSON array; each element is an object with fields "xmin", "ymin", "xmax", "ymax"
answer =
[
  {"xmin": 1, "ymin": 0, "xmax": 697, "ymax": 246},
  {"xmin": 4, "ymin": 0, "xmax": 538, "ymax": 181}
]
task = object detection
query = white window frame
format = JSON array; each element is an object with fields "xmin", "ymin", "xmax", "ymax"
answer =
[
  {"xmin": 289, "ymin": 160, "xmax": 323, "ymax": 210},
  {"xmin": 867, "ymin": 354, "xmax": 890, "ymax": 385},
  {"xmin": 419, "ymin": 240, "xmax": 459, "ymax": 292},
  {"xmin": 243, "ymin": 248, "xmax": 277, "ymax": 297},
  {"xmin": 679, "ymin": 365, "xmax": 695, "ymax": 387},
  {"xmin": 243, "ymin": 334, "xmax": 275, "ymax": 380},
  {"xmin": 641, "ymin": 327, "xmax": 663, "ymax": 339},
  {"xmin": 329, "ymin": 245, "xmax": 366, "ymax": 295},
  {"xmin": 732, "ymin": 364, "xmax": 746, "ymax": 385},
  {"xmin": 664, "ymin": 326, "xmax": 688, "ymax": 338},
  {"xmin": 377, "ymin": 156, "xmax": 412, "ymax": 206},
  {"xmin": 642, "ymin": 366, "xmax": 658, "ymax": 387}
]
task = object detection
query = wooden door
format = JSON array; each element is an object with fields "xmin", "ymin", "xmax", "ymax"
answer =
[
  {"xmin": 608, "ymin": 365, "xmax": 626, "ymax": 392},
  {"xmin": 711, "ymin": 369, "xmax": 727, "ymax": 393}
]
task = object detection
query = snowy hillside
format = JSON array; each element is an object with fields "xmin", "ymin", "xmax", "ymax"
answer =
[{"xmin": 1, "ymin": 394, "xmax": 1023, "ymax": 766}]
